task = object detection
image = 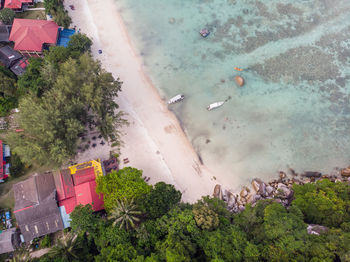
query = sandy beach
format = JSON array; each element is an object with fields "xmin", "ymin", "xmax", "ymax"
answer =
[{"xmin": 64, "ymin": 0, "xmax": 217, "ymax": 202}]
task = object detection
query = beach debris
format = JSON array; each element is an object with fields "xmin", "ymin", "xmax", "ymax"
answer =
[
  {"xmin": 235, "ymin": 76, "xmax": 244, "ymax": 86},
  {"xmin": 200, "ymin": 28, "xmax": 210, "ymax": 38},
  {"xmin": 234, "ymin": 67, "xmax": 243, "ymax": 71},
  {"xmin": 98, "ymin": 50, "xmax": 103, "ymax": 54},
  {"xmin": 168, "ymin": 94, "xmax": 185, "ymax": 105}
]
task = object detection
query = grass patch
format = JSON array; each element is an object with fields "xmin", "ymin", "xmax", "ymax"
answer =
[{"xmin": 15, "ymin": 10, "xmax": 46, "ymax": 20}]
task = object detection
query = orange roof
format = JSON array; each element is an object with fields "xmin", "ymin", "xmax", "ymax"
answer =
[
  {"xmin": 9, "ymin": 19, "xmax": 59, "ymax": 52},
  {"xmin": 4, "ymin": 0, "xmax": 33, "ymax": 9}
]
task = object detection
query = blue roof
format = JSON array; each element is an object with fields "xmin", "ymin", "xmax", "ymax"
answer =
[
  {"xmin": 59, "ymin": 206, "xmax": 71, "ymax": 228},
  {"xmin": 56, "ymin": 28, "xmax": 76, "ymax": 48}
]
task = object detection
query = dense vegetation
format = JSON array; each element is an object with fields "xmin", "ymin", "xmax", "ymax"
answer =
[
  {"xmin": 5, "ymin": 34, "xmax": 126, "ymax": 166},
  {"xmin": 33, "ymin": 174, "xmax": 350, "ymax": 262},
  {"xmin": 0, "ymin": 8, "xmax": 15, "ymax": 25},
  {"xmin": 44, "ymin": 0, "xmax": 71, "ymax": 28}
]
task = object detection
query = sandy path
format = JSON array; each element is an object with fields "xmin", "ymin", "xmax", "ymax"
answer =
[{"xmin": 65, "ymin": 0, "xmax": 218, "ymax": 202}]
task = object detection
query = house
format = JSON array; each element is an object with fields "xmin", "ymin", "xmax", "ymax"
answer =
[
  {"xmin": 13, "ymin": 173, "xmax": 64, "ymax": 242},
  {"xmin": 0, "ymin": 228, "xmax": 21, "ymax": 254},
  {"xmin": 10, "ymin": 56, "xmax": 28, "ymax": 76},
  {"xmin": 9, "ymin": 19, "xmax": 59, "ymax": 55},
  {"xmin": 4, "ymin": 0, "xmax": 34, "ymax": 12},
  {"xmin": 54, "ymin": 160, "xmax": 105, "ymax": 228},
  {"xmin": 0, "ymin": 140, "xmax": 10, "ymax": 181},
  {"xmin": 0, "ymin": 25, "xmax": 11, "ymax": 43},
  {"xmin": 0, "ymin": 45, "xmax": 22, "ymax": 68}
]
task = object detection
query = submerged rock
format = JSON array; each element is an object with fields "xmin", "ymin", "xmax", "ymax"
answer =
[{"xmin": 302, "ymin": 171, "xmax": 322, "ymax": 178}]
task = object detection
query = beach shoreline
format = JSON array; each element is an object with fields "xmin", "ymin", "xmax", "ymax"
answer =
[{"xmin": 65, "ymin": 0, "xmax": 217, "ymax": 202}]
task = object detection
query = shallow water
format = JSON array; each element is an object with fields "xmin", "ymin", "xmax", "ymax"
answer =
[{"xmin": 115, "ymin": 0, "xmax": 350, "ymax": 190}]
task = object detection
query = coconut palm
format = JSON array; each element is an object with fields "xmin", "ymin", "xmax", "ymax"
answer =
[
  {"xmin": 8, "ymin": 247, "xmax": 31, "ymax": 262},
  {"xmin": 108, "ymin": 198, "xmax": 142, "ymax": 230},
  {"xmin": 48, "ymin": 232, "xmax": 81, "ymax": 262}
]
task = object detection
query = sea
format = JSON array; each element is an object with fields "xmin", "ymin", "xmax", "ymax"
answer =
[{"xmin": 115, "ymin": 0, "xmax": 350, "ymax": 190}]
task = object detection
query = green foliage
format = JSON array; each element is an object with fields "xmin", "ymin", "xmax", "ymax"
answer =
[
  {"xmin": 48, "ymin": 233, "xmax": 82, "ymax": 261},
  {"xmin": 0, "ymin": 95, "xmax": 17, "ymax": 117},
  {"xmin": 0, "ymin": 65, "xmax": 17, "ymax": 116},
  {"xmin": 193, "ymin": 202, "xmax": 219, "ymax": 230},
  {"xmin": 70, "ymin": 204, "xmax": 101, "ymax": 238},
  {"xmin": 8, "ymin": 54, "xmax": 126, "ymax": 166},
  {"xmin": 44, "ymin": 0, "xmax": 71, "ymax": 28},
  {"xmin": 68, "ymin": 34, "xmax": 93, "ymax": 56},
  {"xmin": 95, "ymin": 244, "xmax": 138, "ymax": 262},
  {"xmin": 41, "ymin": 235, "xmax": 51, "ymax": 248},
  {"xmin": 96, "ymin": 167, "xmax": 151, "ymax": 210},
  {"xmin": 139, "ymin": 182, "xmax": 181, "ymax": 219},
  {"xmin": 293, "ymin": 179, "xmax": 350, "ymax": 227},
  {"xmin": 108, "ymin": 198, "xmax": 142, "ymax": 231},
  {"xmin": 0, "ymin": 8, "xmax": 15, "ymax": 24},
  {"xmin": 9, "ymin": 152, "xmax": 25, "ymax": 178}
]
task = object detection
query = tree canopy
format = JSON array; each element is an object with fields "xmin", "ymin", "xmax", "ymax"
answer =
[
  {"xmin": 8, "ymin": 53, "xmax": 126, "ymax": 166},
  {"xmin": 0, "ymin": 8, "xmax": 15, "ymax": 25},
  {"xmin": 44, "ymin": 0, "xmax": 71, "ymax": 28},
  {"xmin": 96, "ymin": 167, "xmax": 151, "ymax": 210}
]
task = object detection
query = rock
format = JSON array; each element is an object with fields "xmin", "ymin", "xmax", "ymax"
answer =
[
  {"xmin": 240, "ymin": 187, "xmax": 248, "ymax": 198},
  {"xmin": 276, "ymin": 183, "xmax": 293, "ymax": 199},
  {"xmin": 251, "ymin": 179, "xmax": 260, "ymax": 192},
  {"xmin": 288, "ymin": 167, "xmax": 298, "ymax": 176},
  {"xmin": 279, "ymin": 171, "xmax": 286, "ymax": 180},
  {"xmin": 307, "ymin": 224, "xmax": 329, "ymax": 235},
  {"xmin": 213, "ymin": 184, "xmax": 222, "ymax": 200},
  {"xmin": 168, "ymin": 17, "xmax": 176, "ymax": 24},
  {"xmin": 266, "ymin": 186, "xmax": 274, "ymax": 195},
  {"xmin": 235, "ymin": 76, "xmax": 244, "ymax": 86},
  {"xmin": 259, "ymin": 182, "xmax": 267, "ymax": 196},
  {"xmin": 303, "ymin": 171, "xmax": 322, "ymax": 178},
  {"xmin": 341, "ymin": 167, "xmax": 350, "ymax": 177},
  {"xmin": 227, "ymin": 191, "xmax": 237, "ymax": 208},
  {"xmin": 238, "ymin": 205, "xmax": 245, "ymax": 212}
]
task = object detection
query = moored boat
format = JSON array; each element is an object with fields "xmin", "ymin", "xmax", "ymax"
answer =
[
  {"xmin": 168, "ymin": 94, "xmax": 185, "ymax": 104},
  {"xmin": 207, "ymin": 101, "xmax": 225, "ymax": 111}
]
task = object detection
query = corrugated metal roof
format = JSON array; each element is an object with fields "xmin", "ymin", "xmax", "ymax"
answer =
[{"xmin": 72, "ymin": 167, "xmax": 95, "ymax": 186}]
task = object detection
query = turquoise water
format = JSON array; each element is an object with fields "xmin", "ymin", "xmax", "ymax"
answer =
[{"xmin": 116, "ymin": 0, "xmax": 350, "ymax": 190}]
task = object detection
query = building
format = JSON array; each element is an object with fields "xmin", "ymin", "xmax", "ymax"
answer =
[
  {"xmin": 9, "ymin": 19, "xmax": 59, "ymax": 55},
  {"xmin": 0, "ymin": 140, "xmax": 10, "ymax": 181},
  {"xmin": 0, "ymin": 228, "xmax": 21, "ymax": 254},
  {"xmin": 0, "ymin": 45, "xmax": 22, "ymax": 68},
  {"xmin": 4, "ymin": 0, "xmax": 34, "ymax": 12},
  {"xmin": 0, "ymin": 25, "xmax": 11, "ymax": 43},
  {"xmin": 54, "ymin": 159, "xmax": 105, "ymax": 228},
  {"xmin": 10, "ymin": 56, "xmax": 29, "ymax": 76},
  {"xmin": 13, "ymin": 173, "xmax": 64, "ymax": 242}
]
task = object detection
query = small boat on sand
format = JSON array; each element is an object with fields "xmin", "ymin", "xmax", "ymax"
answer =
[
  {"xmin": 207, "ymin": 101, "xmax": 225, "ymax": 111},
  {"xmin": 168, "ymin": 94, "xmax": 185, "ymax": 105}
]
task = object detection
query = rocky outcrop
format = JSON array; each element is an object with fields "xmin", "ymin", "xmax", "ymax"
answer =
[
  {"xmin": 307, "ymin": 224, "xmax": 329, "ymax": 235},
  {"xmin": 214, "ymin": 166, "xmax": 350, "ymax": 214}
]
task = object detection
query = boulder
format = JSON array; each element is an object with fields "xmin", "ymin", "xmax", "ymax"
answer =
[
  {"xmin": 235, "ymin": 76, "xmax": 244, "ymax": 86},
  {"xmin": 213, "ymin": 184, "xmax": 223, "ymax": 200},
  {"xmin": 240, "ymin": 187, "xmax": 248, "ymax": 198},
  {"xmin": 341, "ymin": 167, "xmax": 350, "ymax": 177},
  {"xmin": 307, "ymin": 224, "xmax": 329, "ymax": 235},
  {"xmin": 276, "ymin": 183, "xmax": 293, "ymax": 199},
  {"xmin": 227, "ymin": 191, "xmax": 237, "ymax": 208},
  {"xmin": 279, "ymin": 171, "xmax": 286, "ymax": 180},
  {"xmin": 259, "ymin": 182, "xmax": 267, "ymax": 196},
  {"xmin": 266, "ymin": 185, "xmax": 274, "ymax": 195},
  {"xmin": 251, "ymin": 179, "xmax": 260, "ymax": 192},
  {"xmin": 302, "ymin": 171, "xmax": 322, "ymax": 178}
]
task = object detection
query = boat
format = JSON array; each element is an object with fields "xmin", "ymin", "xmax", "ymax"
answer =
[
  {"xmin": 168, "ymin": 94, "xmax": 185, "ymax": 104},
  {"xmin": 207, "ymin": 101, "xmax": 225, "ymax": 111},
  {"xmin": 200, "ymin": 28, "xmax": 210, "ymax": 38}
]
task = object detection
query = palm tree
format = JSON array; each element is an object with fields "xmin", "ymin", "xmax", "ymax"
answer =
[
  {"xmin": 8, "ymin": 248, "xmax": 31, "ymax": 262},
  {"xmin": 48, "ymin": 232, "xmax": 81, "ymax": 262},
  {"xmin": 108, "ymin": 198, "xmax": 142, "ymax": 230}
]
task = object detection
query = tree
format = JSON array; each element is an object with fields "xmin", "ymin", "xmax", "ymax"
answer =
[
  {"xmin": 192, "ymin": 203, "xmax": 219, "ymax": 231},
  {"xmin": 0, "ymin": 65, "xmax": 17, "ymax": 116},
  {"xmin": 8, "ymin": 54, "xmax": 126, "ymax": 166},
  {"xmin": 0, "ymin": 8, "xmax": 15, "ymax": 24},
  {"xmin": 95, "ymin": 244, "xmax": 138, "ymax": 262},
  {"xmin": 44, "ymin": 0, "xmax": 71, "ymax": 28},
  {"xmin": 70, "ymin": 204, "xmax": 101, "ymax": 238},
  {"xmin": 108, "ymin": 198, "xmax": 142, "ymax": 231},
  {"xmin": 292, "ymin": 179, "xmax": 350, "ymax": 227},
  {"xmin": 48, "ymin": 233, "xmax": 82, "ymax": 262},
  {"xmin": 68, "ymin": 34, "xmax": 93, "ymax": 55},
  {"xmin": 96, "ymin": 167, "xmax": 151, "ymax": 210},
  {"xmin": 140, "ymin": 182, "xmax": 181, "ymax": 219}
]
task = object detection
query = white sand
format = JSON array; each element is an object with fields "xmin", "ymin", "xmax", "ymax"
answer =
[{"xmin": 65, "ymin": 0, "xmax": 218, "ymax": 202}]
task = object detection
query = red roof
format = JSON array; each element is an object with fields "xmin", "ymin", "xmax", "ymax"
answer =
[
  {"xmin": 4, "ymin": 0, "xmax": 32, "ymax": 9},
  {"xmin": 53, "ymin": 170, "xmax": 75, "ymax": 201},
  {"xmin": 74, "ymin": 181, "xmax": 104, "ymax": 211},
  {"xmin": 9, "ymin": 19, "xmax": 59, "ymax": 52},
  {"xmin": 72, "ymin": 167, "xmax": 95, "ymax": 186},
  {"xmin": 0, "ymin": 140, "xmax": 3, "ymax": 180},
  {"xmin": 58, "ymin": 197, "xmax": 77, "ymax": 214}
]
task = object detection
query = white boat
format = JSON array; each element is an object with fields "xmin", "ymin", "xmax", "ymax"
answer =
[
  {"xmin": 207, "ymin": 101, "xmax": 225, "ymax": 111},
  {"xmin": 168, "ymin": 94, "xmax": 185, "ymax": 105}
]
